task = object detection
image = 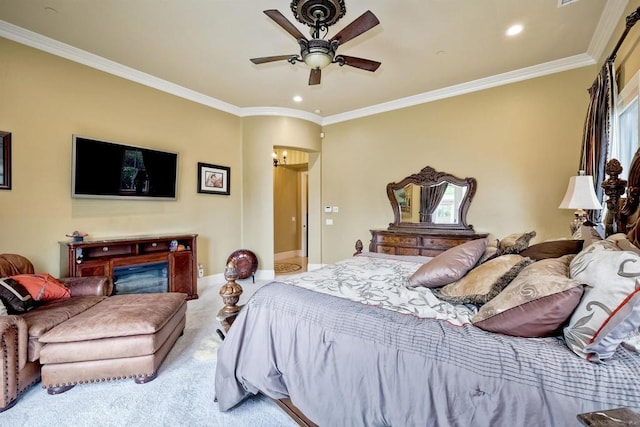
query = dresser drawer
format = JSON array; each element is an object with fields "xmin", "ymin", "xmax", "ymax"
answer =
[
  {"xmin": 141, "ymin": 241, "xmax": 171, "ymax": 252},
  {"xmin": 396, "ymin": 247, "xmax": 420, "ymax": 256},
  {"xmin": 420, "ymin": 248, "xmax": 445, "ymax": 257},
  {"xmin": 377, "ymin": 235, "xmax": 418, "ymax": 246},
  {"xmin": 378, "ymin": 246, "xmax": 396, "ymax": 255},
  {"xmin": 421, "ymin": 237, "xmax": 468, "ymax": 249},
  {"xmin": 84, "ymin": 244, "xmax": 133, "ymax": 258}
]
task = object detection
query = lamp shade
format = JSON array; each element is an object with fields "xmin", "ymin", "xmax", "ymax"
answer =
[
  {"xmin": 304, "ymin": 51, "xmax": 333, "ymax": 69},
  {"xmin": 558, "ymin": 175, "xmax": 603, "ymax": 210}
]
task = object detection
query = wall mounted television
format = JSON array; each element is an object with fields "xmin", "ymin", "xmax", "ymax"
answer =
[{"xmin": 72, "ymin": 135, "xmax": 178, "ymax": 200}]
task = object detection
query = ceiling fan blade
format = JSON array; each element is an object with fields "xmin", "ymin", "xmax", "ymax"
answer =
[
  {"xmin": 309, "ymin": 68, "xmax": 321, "ymax": 85},
  {"xmin": 330, "ymin": 10, "xmax": 380, "ymax": 46},
  {"xmin": 250, "ymin": 55, "xmax": 296, "ymax": 65},
  {"xmin": 264, "ymin": 9, "xmax": 308, "ymax": 41},
  {"xmin": 339, "ymin": 55, "xmax": 381, "ymax": 72}
]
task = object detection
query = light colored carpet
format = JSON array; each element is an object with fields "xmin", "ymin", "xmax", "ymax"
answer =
[{"xmin": 1, "ymin": 281, "xmax": 296, "ymax": 427}]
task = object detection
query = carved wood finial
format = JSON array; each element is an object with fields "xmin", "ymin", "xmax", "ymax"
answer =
[
  {"xmin": 602, "ymin": 158, "xmax": 627, "ymax": 236},
  {"xmin": 354, "ymin": 239, "xmax": 363, "ymax": 256},
  {"xmin": 219, "ymin": 260, "xmax": 243, "ymax": 315}
]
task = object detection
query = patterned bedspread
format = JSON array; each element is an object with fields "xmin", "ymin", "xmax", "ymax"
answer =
[
  {"xmin": 281, "ymin": 254, "xmax": 477, "ymax": 325},
  {"xmin": 215, "ymin": 255, "xmax": 640, "ymax": 426}
]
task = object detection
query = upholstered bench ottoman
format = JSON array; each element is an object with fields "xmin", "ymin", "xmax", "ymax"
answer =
[{"xmin": 38, "ymin": 292, "xmax": 187, "ymax": 394}]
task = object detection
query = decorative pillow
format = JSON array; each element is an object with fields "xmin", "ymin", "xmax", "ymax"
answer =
[
  {"xmin": 407, "ymin": 239, "xmax": 488, "ymax": 288},
  {"xmin": 472, "ymin": 255, "xmax": 584, "ymax": 337},
  {"xmin": 432, "ymin": 255, "xmax": 533, "ymax": 305},
  {"xmin": 10, "ymin": 274, "xmax": 71, "ymax": 301},
  {"xmin": 478, "ymin": 239, "xmax": 500, "ymax": 264},
  {"xmin": 519, "ymin": 239, "xmax": 584, "ymax": 261},
  {"xmin": 499, "ymin": 231, "xmax": 537, "ymax": 255},
  {"xmin": 583, "ymin": 289, "xmax": 640, "ymax": 360},
  {"xmin": 607, "ymin": 233, "xmax": 640, "ymax": 255},
  {"xmin": 564, "ymin": 247, "xmax": 640, "ymax": 361},
  {"xmin": 0, "ymin": 277, "xmax": 35, "ymax": 314},
  {"xmin": 572, "ymin": 224, "xmax": 603, "ymax": 248}
]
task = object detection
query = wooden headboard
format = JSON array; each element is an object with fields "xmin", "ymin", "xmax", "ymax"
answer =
[{"xmin": 603, "ymin": 148, "xmax": 640, "ymax": 242}]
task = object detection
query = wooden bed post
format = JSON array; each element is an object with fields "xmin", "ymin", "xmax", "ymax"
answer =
[
  {"xmin": 354, "ymin": 239, "xmax": 363, "ymax": 255},
  {"xmin": 602, "ymin": 158, "xmax": 627, "ymax": 236},
  {"xmin": 217, "ymin": 260, "xmax": 243, "ymax": 333}
]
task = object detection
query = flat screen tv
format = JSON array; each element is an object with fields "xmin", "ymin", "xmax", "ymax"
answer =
[{"xmin": 72, "ymin": 135, "xmax": 178, "ymax": 200}]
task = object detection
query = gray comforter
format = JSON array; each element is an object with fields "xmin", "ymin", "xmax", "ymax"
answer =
[{"xmin": 215, "ymin": 283, "xmax": 640, "ymax": 426}]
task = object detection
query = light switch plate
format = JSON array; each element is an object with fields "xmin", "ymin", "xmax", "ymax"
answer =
[{"xmin": 324, "ymin": 206, "xmax": 332, "ymax": 213}]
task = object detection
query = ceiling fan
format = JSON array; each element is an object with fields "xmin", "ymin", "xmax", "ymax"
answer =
[{"xmin": 250, "ymin": 0, "xmax": 381, "ymax": 85}]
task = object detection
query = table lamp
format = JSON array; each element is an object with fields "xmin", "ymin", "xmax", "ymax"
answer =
[{"xmin": 558, "ymin": 171, "xmax": 603, "ymax": 234}]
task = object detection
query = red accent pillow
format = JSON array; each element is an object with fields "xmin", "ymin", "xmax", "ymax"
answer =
[{"xmin": 10, "ymin": 274, "xmax": 71, "ymax": 301}]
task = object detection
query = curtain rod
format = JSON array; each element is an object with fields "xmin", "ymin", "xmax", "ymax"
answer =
[{"xmin": 609, "ymin": 6, "xmax": 640, "ymax": 62}]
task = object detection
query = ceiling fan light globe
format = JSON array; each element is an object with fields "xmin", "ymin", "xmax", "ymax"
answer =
[{"xmin": 304, "ymin": 51, "xmax": 333, "ymax": 69}]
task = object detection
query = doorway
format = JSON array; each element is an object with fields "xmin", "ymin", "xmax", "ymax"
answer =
[{"xmin": 273, "ymin": 148, "xmax": 309, "ymax": 276}]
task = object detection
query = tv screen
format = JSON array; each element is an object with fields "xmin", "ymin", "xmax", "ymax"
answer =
[{"xmin": 72, "ymin": 135, "xmax": 178, "ymax": 200}]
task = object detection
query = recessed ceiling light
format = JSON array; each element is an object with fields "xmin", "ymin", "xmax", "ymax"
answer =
[
  {"xmin": 293, "ymin": 95, "xmax": 303, "ymax": 103},
  {"xmin": 506, "ymin": 24, "xmax": 523, "ymax": 37},
  {"xmin": 314, "ymin": 109, "xmax": 321, "ymax": 114}
]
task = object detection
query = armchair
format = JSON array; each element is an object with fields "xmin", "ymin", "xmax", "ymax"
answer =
[{"xmin": 0, "ymin": 253, "xmax": 112, "ymax": 411}]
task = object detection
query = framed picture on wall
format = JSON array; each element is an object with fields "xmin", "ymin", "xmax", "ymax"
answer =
[
  {"xmin": 197, "ymin": 162, "xmax": 230, "ymax": 195},
  {"xmin": 0, "ymin": 131, "xmax": 11, "ymax": 190}
]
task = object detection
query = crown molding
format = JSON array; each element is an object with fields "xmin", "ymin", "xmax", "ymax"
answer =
[
  {"xmin": 0, "ymin": 6, "xmax": 619, "ymax": 128},
  {"xmin": 0, "ymin": 20, "xmax": 242, "ymax": 117},
  {"xmin": 240, "ymin": 107, "xmax": 322, "ymax": 125},
  {"xmin": 322, "ymin": 53, "xmax": 596, "ymax": 125},
  {"xmin": 586, "ymin": 0, "xmax": 628, "ymax": 63}
]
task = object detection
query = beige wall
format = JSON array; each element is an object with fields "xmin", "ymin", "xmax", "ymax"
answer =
[
  {"xmin": 4, "ymin": 2, "xmax": 638, "ymax": 272},
  {"xmin": 241, "ymin": 116, "xmax": 321, "ymax": 272},
  {"xmin": 321, "ymin": 67, "xmax": 597, "ymax": 263},
  {"xmin": 0, "ymin": 37, "xmax": 243, "ymax": 276}
]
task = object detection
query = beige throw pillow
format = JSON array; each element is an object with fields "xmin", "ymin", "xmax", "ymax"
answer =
[
  {"xmin": 499, "ymin": 231, "xmax": 537, "ymax": 254},
  {"xmin": 407, "ymin": 239, "xmax": 487, "ymax": 288},
  {"xmin": 433, "ymin": 254, "xmax": 532, "ymax": 305},
  {"xmin": 472, "ymin": 255, "xmax": 583, "ymax": 337}
]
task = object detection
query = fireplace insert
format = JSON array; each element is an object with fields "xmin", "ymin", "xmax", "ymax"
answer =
[{"xmin": 113, "ymin": 261, "xmax": 169, "ymax": 295}]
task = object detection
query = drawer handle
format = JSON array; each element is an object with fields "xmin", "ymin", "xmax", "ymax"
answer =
[
  {"xmin": 151, "ymin": 242, "xmax": 158, "ymax": 247},
  {"xmin": 102, "ymin": 247, "xmax": 109, "ymax": 252}
]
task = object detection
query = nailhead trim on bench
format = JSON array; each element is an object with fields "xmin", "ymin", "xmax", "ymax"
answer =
[{"xmin": 42, "ymin": 372, "xmax": 157, "ymax": 388}]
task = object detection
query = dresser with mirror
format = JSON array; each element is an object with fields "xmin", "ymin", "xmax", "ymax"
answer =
[{"xmin": 369, "ymin": 166, "xmax": 488, "ymax": 257}]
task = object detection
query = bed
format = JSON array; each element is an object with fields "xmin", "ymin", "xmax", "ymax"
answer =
[{"xmin": 214, "ymin": 160, "xmax": 640, "ymax": 426}]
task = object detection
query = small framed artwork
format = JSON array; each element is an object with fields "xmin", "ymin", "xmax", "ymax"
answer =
[
  {"xmin": 0, "ymin": 131, "xmax": 11, "ymax": 190},
  {"xmin": 197, "ymin": 162, "xmax": 230, "ymax": 195}
]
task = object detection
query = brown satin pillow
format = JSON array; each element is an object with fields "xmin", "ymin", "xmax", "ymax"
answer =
[
  {"xmin": 472, "ymin": 255, "xmax": 584, "ymax": 337},
  {"xmin": 407, "ymin": 238, "xmax": 488, "ymax": 288},
  {"xmin": 519, "ymin": 240, "xmax": 583, "ymax": 260}
]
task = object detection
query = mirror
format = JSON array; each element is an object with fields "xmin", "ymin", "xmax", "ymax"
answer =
[{"xmin": 387, "ymin": 166, "xmax": 477, "ymax": 233}]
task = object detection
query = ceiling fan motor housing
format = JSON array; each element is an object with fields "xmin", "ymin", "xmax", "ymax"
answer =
[
  {"xmin": 300, "ymin": 39, "xmax": 336, "ymax": 69},
  {"xmin": 291, "ymin": 0, "xmax": 346, "ymax": 27}
]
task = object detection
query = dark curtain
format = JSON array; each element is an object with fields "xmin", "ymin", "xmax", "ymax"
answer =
[
  {"xmin": 420, "ymin": 183, "xmax": 447, "ymax": 223},
  {"xmin": 579, "ymin": 60, "xmax": 615, "ymax": 224}
]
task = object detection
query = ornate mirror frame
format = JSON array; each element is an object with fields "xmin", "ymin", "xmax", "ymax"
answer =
[{"xmin": 386, "ymin": 166, "xmax": 477, "ymax": 234}]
